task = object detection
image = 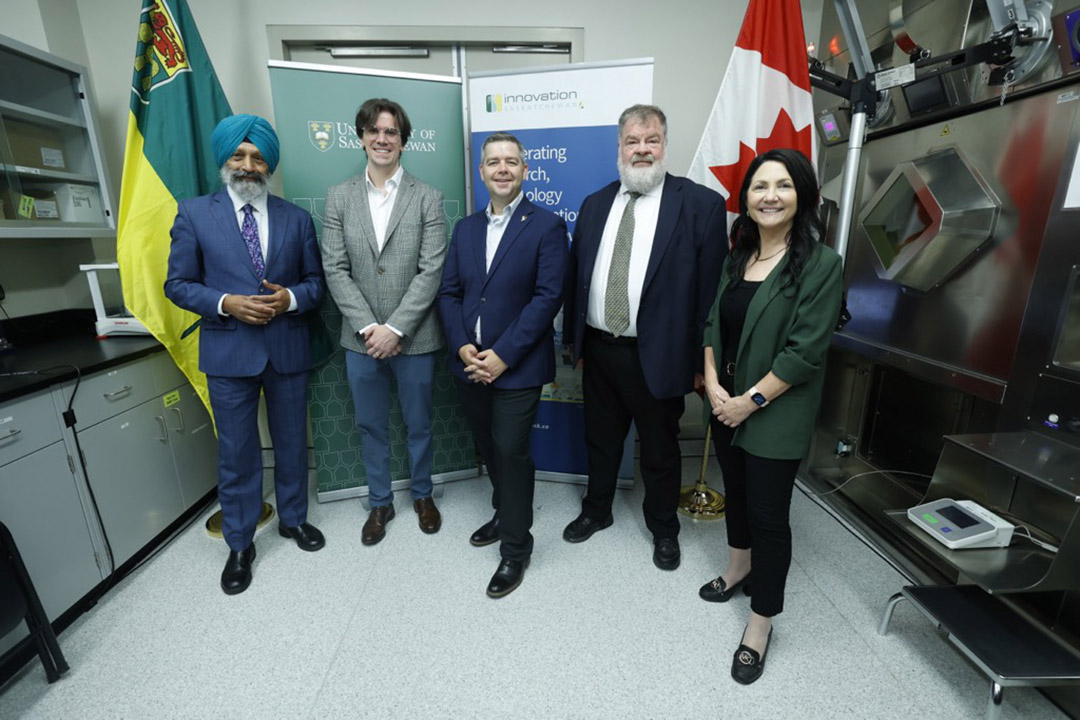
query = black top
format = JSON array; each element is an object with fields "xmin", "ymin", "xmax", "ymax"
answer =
[{"xmin": 718, "ymin": 279, "xmax": 762, "ymax": 393}]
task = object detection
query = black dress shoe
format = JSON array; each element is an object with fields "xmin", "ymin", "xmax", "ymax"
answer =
[
  {"xmin": 221, "ymin": 544, "xmax": 256, "ymax": 595},
  {"xmin": 470, "ymin": 516, "xmax": 500, "ymax": 547},
  {"xmin": 731, "ymin": 627, "xmax": 773, "ymax": 685},
  {"xmin": 562, "ymin": 513, "xmax": 614, "ymax": 543},
  {"xmin": 653, "ymin": 537, "xmax": 681, "ymax": 570},
  {"xmin": 278, "ymin": 522, "xmax": 326, "ymax": 552},
  {"xmin": 699, "ymin": 572, "xmax": 751, "ymax": 602},
  {"xmin": 486, "ymin": 558, "xmax": 530, "ymax": 598}
]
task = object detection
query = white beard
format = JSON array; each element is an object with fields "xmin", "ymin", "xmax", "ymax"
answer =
[
  {"xmin": 618, "ymin": 152, "xmax": 668, "ymax": 194},
  {"xmin": 220, "ymin": 166, "xmax": 269, "ymax": 203}
]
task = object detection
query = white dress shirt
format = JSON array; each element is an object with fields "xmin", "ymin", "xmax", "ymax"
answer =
[
  {"xmin": 367, "ymin": 165, "xmax": 404, "ymax": 253},
  {"xmin": 359, "ymin": 165, "xmax": 406, "ymax": 338},
  {"xmin": 218, "ymin": 186, "xmax": 297, "ymax": 315},
  {"xmin": 475, "ymin": 191, "xmax": 524, "ymax": 345},
  {"xmin": 586, "ymin": 177, "xmax": 665, "ymax": 337}
]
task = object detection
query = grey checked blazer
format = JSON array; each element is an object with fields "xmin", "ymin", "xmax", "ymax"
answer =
[{"xmin": 321, "ymin": 170, "xmax": 447, "ymax": 355}]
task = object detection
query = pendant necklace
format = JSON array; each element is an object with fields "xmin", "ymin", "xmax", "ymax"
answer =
[{"xmin": 755, "ymin": 244, "xmax": 788, "ymax": 263}]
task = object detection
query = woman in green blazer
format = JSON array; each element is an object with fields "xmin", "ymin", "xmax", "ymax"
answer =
[{"xmin": 697, "ymin": 149, "xmax": 843, "ymax": 685}]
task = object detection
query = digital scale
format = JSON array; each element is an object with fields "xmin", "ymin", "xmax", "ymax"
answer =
[
  {"xmin": 80, "ymin": 263, "xmax": 150, "ymax": 338},
  {"xmin": 907, "ymin": 498, "xmax": 1015, "ymax": 550}
]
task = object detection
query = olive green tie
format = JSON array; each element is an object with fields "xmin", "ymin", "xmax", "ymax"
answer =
[{"xmin": 604, "ymin": 191, "xmax": 641, "ymax": 337}]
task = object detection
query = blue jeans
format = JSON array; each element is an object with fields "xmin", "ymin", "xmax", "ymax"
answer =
[{"xmin": 345, "ymin": 349, "xmax": 436, "ymax": 506}]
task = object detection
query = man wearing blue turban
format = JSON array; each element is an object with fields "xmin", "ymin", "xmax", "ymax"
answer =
[{"xmin": 165, "ymin": 113, "xmax": 327, "ymax": 595}]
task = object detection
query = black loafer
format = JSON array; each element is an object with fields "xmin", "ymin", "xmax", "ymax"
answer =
[
  {"xmin": 221, "ymin": 544, "xmax": 256, "ymax": 595},
  {"xmin": 562, "ymin": 513, "xmax": 614, "ymax": 543},
  {"xmin": 732, "ymin": 627, "xmax": 772, "ymax": 685},
  {"xmin": 278, "ymin": 522, "xmax": 326, "ymax": 552},
  {"xmin": 653, "ymin": 537, "xmax": 681, "ymax": 570},
  {"xmin": 699, "ymin": 573, "xmax": 751, "ymax": 602},
  {"xmin": 486, "ymin": 558, "xmax": 530, "ymax": 598},
  {"xmin": 470, "ymin": 517, "xmax": 500, "ymax": 547}
]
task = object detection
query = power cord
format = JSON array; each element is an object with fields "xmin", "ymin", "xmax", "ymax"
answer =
[
  {"xmin": 807, "ymin": 469, "xmax": 934, "ymax": 497},
  {"xmin": 1012, "ymin": 525, "xmax": 1060, "ymax": 554}
]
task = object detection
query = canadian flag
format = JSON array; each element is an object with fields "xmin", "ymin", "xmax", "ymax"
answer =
[{"xmin": 688, "ymin": 0, "xmax": 816, "ymax": 227}]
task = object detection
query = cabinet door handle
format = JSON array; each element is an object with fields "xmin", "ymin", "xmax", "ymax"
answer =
[
  {"xmin": 155, "ymin": 415, "xmax": 167, "ymax": 442},
  {"xmin": 0, "ymin": 428, "xmax": 21, "ymax": 441},
  {"xmin": 168, "ymin": 407, "xmax": 185, "ymax": 431},
  {"xmin": 103, "ymin": 385, "xmax": 133, "ymax": 399}
]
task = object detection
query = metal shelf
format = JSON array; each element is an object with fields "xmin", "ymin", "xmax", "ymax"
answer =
[
  {"xmin": 885, "ymin": 509, "xmax": 1057, "ymax": 593},
  {"xmin": 0, "ymin": 99, "xmax": 84, "ymax": 129},
  {"xmin": 947, "ymin": 433, "xmax": 1080, "ymax": 502},
  {"xmin": 0, "ymin": 221, "xmax": 115, "ymax": 239},
  {"xmin": 1, "ymin": 164, "xmax": 99, "ymax": 185}
]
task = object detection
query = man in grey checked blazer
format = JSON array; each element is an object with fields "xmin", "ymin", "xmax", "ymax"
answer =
[{"xmin": 321, "ymin": 97, "xmax": 447, "ymax": 544}]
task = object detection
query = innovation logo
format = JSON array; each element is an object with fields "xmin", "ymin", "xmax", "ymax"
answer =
[{"xmin": 485, "ymin": 89, "xmax": 583, "ymax": 112}]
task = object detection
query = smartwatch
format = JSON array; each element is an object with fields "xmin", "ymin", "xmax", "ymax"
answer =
[{"xmin": 748, "ymin": 385, "xmax": 769, "ymax": 408}]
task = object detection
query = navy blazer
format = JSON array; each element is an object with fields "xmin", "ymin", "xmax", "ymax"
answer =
[
  {"xmin": 437, "ymin": 198, "xmax": 568, "ymax": 389},
  {"xmin": 564, "ymin": 174, "xmax": 727, "ymax": 399},
  {"xmin": 164, "ymin": 189, "xmax": 325, "ymax": 377}
]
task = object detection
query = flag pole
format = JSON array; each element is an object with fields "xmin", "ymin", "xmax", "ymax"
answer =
[{"xmin": 678, "ymin": 420, "xmax": 725, "ymax": 521}]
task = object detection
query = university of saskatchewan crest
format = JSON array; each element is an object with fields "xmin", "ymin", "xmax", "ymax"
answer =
[
  {"xmin": 131, "ymin": 0, "xmax": 190, "ymax": 104},
  {"xmin": 309, "ymin": 121, "xmax": 335, "ymax": 152}
]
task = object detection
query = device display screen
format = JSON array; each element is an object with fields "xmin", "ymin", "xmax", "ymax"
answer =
[{"xmin": 939, "ymin": 504, "xmax": 979, "ymax": 529}]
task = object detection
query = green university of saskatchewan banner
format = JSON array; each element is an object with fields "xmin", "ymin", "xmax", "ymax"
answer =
[
  {"xmin": 117, "ymin": 0, "xmax": 231, "ymax": 413},
  {"xmin": 268, "ymin": 61, "xmax": 474, "ymax": 499}
]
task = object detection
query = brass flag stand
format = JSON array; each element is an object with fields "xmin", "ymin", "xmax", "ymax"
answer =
[
  {"xmin": 678, "ymin": 422, "xmax": 725, "ymax": 520},
  {"xmin": 205, "ymin": 503, "xmax": 275, "ymax": 539}
]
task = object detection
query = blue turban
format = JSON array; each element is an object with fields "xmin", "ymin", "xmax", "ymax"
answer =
[{"xmin": 210, "ymin": 114, "xmax": 280, "ymax": 173}]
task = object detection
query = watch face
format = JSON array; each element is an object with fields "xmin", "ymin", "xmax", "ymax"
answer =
[{"xmin": 751, "ymin": 392, "xmax": 767, "ymax": 407}]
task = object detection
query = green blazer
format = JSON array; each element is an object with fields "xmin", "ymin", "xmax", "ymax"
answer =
[{"xmin": 704, "ymin": 242, "xmax": 843, "ymax": 460}]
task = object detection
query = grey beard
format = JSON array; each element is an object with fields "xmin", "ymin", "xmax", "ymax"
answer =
[
  {"xmin": 618, "ymin": 156, "xmax": 667, "ymax": 194},
  {"xmin": 220, "ymin": 166, "xmax": 269, "ymax": 203}
]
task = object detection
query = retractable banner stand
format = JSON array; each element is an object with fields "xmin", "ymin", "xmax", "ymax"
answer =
[
  {"xmin": 268, "ymin": 61, "xmax": 475, "ymax": 501},
  {"xmin": 467, "ymin": 59, "xmax": 653, "ymax": 482}
]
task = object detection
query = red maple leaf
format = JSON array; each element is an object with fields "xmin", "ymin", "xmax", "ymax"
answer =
[{"xmin": 708, "ymin": 108, "xmax": 812, "ymax": 214}]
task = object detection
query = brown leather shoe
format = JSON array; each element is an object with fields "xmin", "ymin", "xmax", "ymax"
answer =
[
  {"xmin": 362, "ymin": 505, "xmax": 395, "ymax": 545},
  {"xmin": 414, "ymin": 497, "xmax": 441, "ymax": 534}
]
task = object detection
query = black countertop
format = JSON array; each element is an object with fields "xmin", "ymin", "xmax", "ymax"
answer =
[{"xmin": 0, "ymin": 334, "xmax": 163, "ymax": 403}]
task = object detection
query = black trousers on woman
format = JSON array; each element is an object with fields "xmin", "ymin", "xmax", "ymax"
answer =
[{"xmin": 711, "ymin": 417, "xmax": 800, "ymax": 618}]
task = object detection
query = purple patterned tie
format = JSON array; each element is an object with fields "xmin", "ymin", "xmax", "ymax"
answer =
[{"xmin": 241, "ymin": 204, "xmax": 265, "ymax": 278}]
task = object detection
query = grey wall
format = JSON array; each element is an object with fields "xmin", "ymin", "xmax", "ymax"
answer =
[{"xmin": 2, "ymin": 0, "xmax": 824, "ymax": 317}]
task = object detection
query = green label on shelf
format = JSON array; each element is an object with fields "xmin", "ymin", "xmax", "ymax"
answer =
[
  {"xmin": 17, "ymin": 195, "xmax": 34, "ymax": 219},
  {"xmin": 163, "ymin": 391, "xmax": 180, "ymax": 407}
]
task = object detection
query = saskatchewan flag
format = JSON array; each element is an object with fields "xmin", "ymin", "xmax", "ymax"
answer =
[{"xmin": 117, "ymin": 0, "xmax": 230, "ymax": 413}]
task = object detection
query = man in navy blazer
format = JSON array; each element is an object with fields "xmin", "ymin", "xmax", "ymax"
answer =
[
  {"xmin": 437, "ymin": 132, "xmax": 568, "ymax": 598},
  {"xmin": 165, "ymin": 114, "xmax": 326, "ymax": 595},
  {"xmin": 562, "ymin": 105, "xmax": 726, "ymax": 570}
]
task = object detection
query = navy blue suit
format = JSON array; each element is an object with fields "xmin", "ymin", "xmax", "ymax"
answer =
[
  {"xmin": 563, "ymin": 174, "xmax": 726, "ymax": 538},
  {"xmin": 437, "ymin": 198, "xmax": 568, "ymax": 560},
  {"xmin": 165, "ymin": 189, "xmax": 325, "ymax": 551}
]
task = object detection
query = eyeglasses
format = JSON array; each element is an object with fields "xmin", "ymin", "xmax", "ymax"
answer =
[{"xmin": 364, "ymin": 126, "xmax": 401, "ymax": 140}]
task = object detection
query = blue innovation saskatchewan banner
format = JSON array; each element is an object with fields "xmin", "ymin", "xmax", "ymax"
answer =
[{"xmin": 468, "ymin": 59, "xmax": 653, "ymax": 479}]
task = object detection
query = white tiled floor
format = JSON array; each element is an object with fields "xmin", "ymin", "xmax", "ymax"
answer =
[{"xmin": 0, "ymin": 456, "xmax": 1067, "ymax": 719}]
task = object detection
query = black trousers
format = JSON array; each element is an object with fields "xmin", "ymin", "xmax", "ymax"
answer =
[
  {"xmin": 581, "ymin": 327, "xmax": 685, "ymax": 539},
  {"xmin": 710, "ymin": 417, "xmax": 800, "ymax": 617},
  {"xmin": 458, "ymin": 381, "xmax": 541, "ymax": 563}
]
